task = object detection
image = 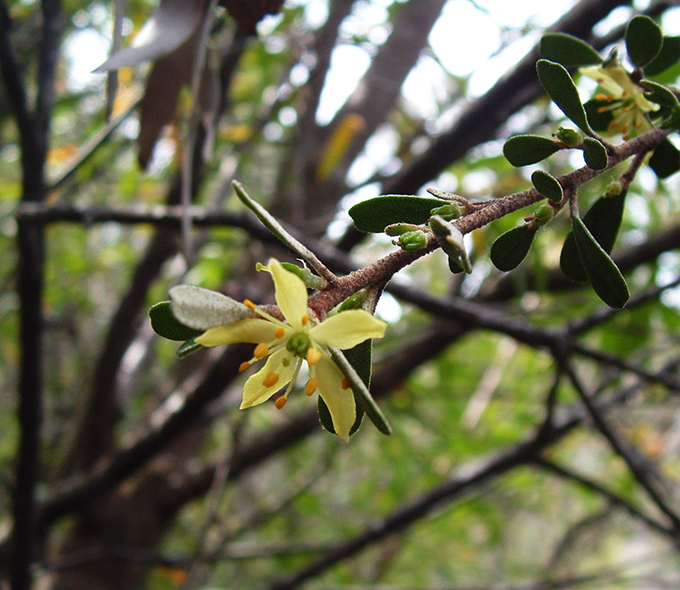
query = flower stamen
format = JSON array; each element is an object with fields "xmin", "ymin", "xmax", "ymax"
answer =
[
  {"xmin": 275, "ymin": 396, "xmax": 287, "ymax": 409},
  {"xmin": 306, "ymin": 347, "xmax": 322, "ymax": 365},
  {"xmin": 239, "ymin": 361, "xmax": 251, "ymax": 373},
  {"xmin": 263, "ymin": 371, "xmax": 279, "ymax": 388},
  {"xmin": 254, "ymin": 342, "xmax": 269, "ymax": 359},
  {"xmin": 305, "ymin": 378, "xmax": 318, "ymax": 396}
]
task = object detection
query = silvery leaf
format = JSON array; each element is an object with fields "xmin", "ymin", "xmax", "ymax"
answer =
[{"xmin": 169, "ymin": 285, "xmax": 255, "ymax": 330}]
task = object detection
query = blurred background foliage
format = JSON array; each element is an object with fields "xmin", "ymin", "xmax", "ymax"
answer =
[{"xmin": 4, "ymin": 0, "xmax": 680, "ymax": 589}]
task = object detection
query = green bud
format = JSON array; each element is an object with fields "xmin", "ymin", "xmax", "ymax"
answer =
[
  {"xmin": 604, "ymin": 180, "xmax": 623, "ymax": 198},
  {"xmin": 532, "ymin": 204, "xmax": 554, "ymax": 227},
  {"xmin": 384, "ymin": 223, "xmax": 422, "ymax": 236},
  {"xmin": 553, "ymin": 127, "xmax": 582, "ymax": 147},
  {"xmin": 335, "ymin": 290, "xmax": 369, "ymax": 313},
  {"xmin": 429, "ymin": 215, "xmax": 472, "ymax": 273},
  {"xmin": 430, "ymin": 203, "xmax": 464, "ymax": 221},
  {"xmin": 397, "ymin": 230, "xmax": 429, "ymax": 251},
  {"xmin": 279, "ymin": 262, "xmax": 328, "ymax": 290}
]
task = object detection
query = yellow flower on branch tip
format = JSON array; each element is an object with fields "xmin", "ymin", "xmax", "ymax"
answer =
[
  {"xmin": 195, "ymin": 259, "xmax": 387, "ymax": 441},
  {"xmin": 580, "ymin": 60, "xmax": 658, "ymax": 139}
]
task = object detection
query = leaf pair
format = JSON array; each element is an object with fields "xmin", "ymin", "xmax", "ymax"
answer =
[{"xmin": 560, "ymin": 192, "xmax": 629, "ymax": 308}]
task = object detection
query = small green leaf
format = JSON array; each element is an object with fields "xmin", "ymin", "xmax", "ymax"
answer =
[
  {"xmin": 582, "ymin": 137, "xmax": 608, "ymax": 170},
  {"xmin": 149, "ymin": 301, "xmax": 204, "ymax": 341},
  {"xmin": 536, "ymin": 59, "xmax": 592, "ymax": 134},
  {"xmin": 503, "ymin": 135, "xmax": 561, "ymax": 167},
  {"xmin": 349, "ymin": 195, "xmax": 446, "ymax": 233},
  {"xmin": 649, "ymin": 139, "xmax": 680, "ymax": 178},
  {"xmin": 640, "ymin": 79, "xmax": 680, "ymax": 108},
  {"xmin": 572, "ymin": 215, "xmax": 629, "ymax": 308},
  {"xmin": 177, "ymin": 339, "xmax": 202, "ymax": 358},
  {"xmin": 645, "ymin": 36, "xmax": 680, "ymax": 77},
  {"xmin": 584, "ymin": 98, "xmax": 614, "ymax": 132},
  {"xmin": 540, "ymin": 33, "xmax": 602, "ymax": 67},
  {"xmin": 560, "ymin": 190, "xmax": 627, "ymax": 283},
  {"xmin": 626, "ymin": 15, "xmax": 663, "ymax": 69},
  {"xmin": 490, "ymin": 225, "xmax": 538, "ymax": 272},
  {"xmin": 430, "ymin": 215, "xmax": 472, "ymax": 273},
  {"xmin": 531, "ymin": 170, "xmax": 563, "ymax": 202}
]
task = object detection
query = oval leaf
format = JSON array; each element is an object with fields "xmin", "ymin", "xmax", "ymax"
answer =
[
  {"xmin": 560, "ymin": 190, "xmax": 627, "ymax": 283},
  {"xmin": 503, "ymin": 135, "xmax": 561, "ymax": 167},
  {"xmin": 531, "ymin": 170, "xmax": 563, "ymax": 202},
  {"xmin": 149, "ymin": 301, "xmax": 204, "ymax": 341},
  {"xmin": 640, "ymin": 79, "xmax": 680, "ymax": 109},
  {"xmin": 626, "ymin": 15, "xmax": 663, "ymax": 69},
  {"xmin": 536, "ymin": 59, "xmax": 592, "ymax": 134},
  {"xmin": 645, "ymin": 36, "xmax": 680, "ymax": 77},
  {"xmin": 169, "ymin": 285, "xmax": 254, "ymax": 330},
  {"xmin": 572, "ymin": 215, "xmax": 629, "ymax": 308},
  {"xmin": 649, "ymin": 139, "xmax": 680, "ymax": 178},
  {"xmin": 349, "ymin": 195, "xmax": 446, "ymax": 233},
  {"xmin": 583, "ymin": 137, "xmax": 608, "ymax": 170},
  {"xmin": 177, "ymin": 339, "xmax": 202, "ymax": 358},
  {"xmin": 490, "ymin": 225, "xmax": 537, "ymax": 272},
  {"xmin": 540, "ymin": 33, "xmax": 603, "ymax": 67}
]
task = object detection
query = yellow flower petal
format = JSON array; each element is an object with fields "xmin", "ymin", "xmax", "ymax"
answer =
[
  {"xmin": 196, "ymin": 318, "xmax": 279, "ymax": 347},
  {"xmin": 315, "ymin": 355, "xmax": 356, "ymax": 442},
  {"xmin": 310, "ymin": 310, "xmax": 386, "ymax": 349},
  {"xmin": 241, "ymin": 348, "xmax": 296, "ymax": 408},
  {"xmin": 269, "ymin": 259, "xmax": 308, "ymax": 330}
]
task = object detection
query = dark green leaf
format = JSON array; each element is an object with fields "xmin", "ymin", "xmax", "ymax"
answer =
[
  {"xmin": 560, "ymin": 191, "xmax": 627, "ymax": 283},
  {"xmin": 531, "ymin": 169, "xmax": 563, "ymax": 202},
  {"xmin": 582, "ymin": 137, "xmax": 608, "ymax": 170},
  {"xmin": 649, "ymin": 139, "xmax": 680, "ymax": 178},
  {"xmin": 503, "ymin": 135, "xmax": 561, "ymax": 167},
  {"xmin": 572, "ymin": 215, "xmax": 629, "ymax": 308},
  {"xmin": 584, "ymin": 98, "xmax": 614, "ymax": 132},
  {"xmin": 177, "ymin": 339, "xmax": 202, "ymax": 358},
  {"xmin": 490, "ymin": 225, "xmax": 537, "ymax": 272},
  {"xmin": 626, "ymin": 15, "xmax": 663, "ymax": 69},
  {"xmin": 448, "ymin": 258, "xmax": 464, "ymax": 274},
  {"xmin": 645, "ymin": 36, "xmax": 680, "ymax": 77},
  {"xmin": 540, "ymin": 33, "xmax": 602, "ymax": 67},
  {"xmin": 149, "ymin": 301, "xmax": 204, "ymax": 341},
  {"xmin": 640, "ymin": 79, "xmax": 680, "ymax": 109},
  {"xmin": 536, "ymin": 59, "xmax": 592, "ymax": 134},
  {"xmin": 349, "ymin": 195, "xmax": 446, "ymax": 233}
]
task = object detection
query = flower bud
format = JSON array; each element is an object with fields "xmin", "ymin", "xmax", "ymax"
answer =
[
  {"xmin": 604, "ymin": 180, "xmax": 623, "ymax": 198},
  {"xmin": 553, "ymin": 126, "xmax": 582, "ymax": 147},
  {"xmin": 532, "ymin": 204, "xmax": 554, "ymax": 227},
  {"xmin": 385, "ymin": 223, "xmax": 422, "ymax": 236},
  {"xmin": 430, "ymin": 203, "xmax": 464, "ymax": 221},
  {"xmin": 397, "ymin": 230, "xmax": 429, "ymax": 251},
  {"xmin": 429, "ymin": 215, "xmax": 472, "ymax": 273}
]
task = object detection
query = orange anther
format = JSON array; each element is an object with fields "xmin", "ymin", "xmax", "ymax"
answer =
[
  {"xmin": 239, "ymin": 361, "xmax": 251, "ymax": 373},
  {"xmin": 275, "ymin": 327, "xmax": 285, "ymax": 339},
  {"xmin": 306, "ymin": 348, "xmax": 322, "ymax": 365},
  {"xmin": 305, "ymin": 378, "xmax": 318, "ymax": 396},
  {"xmin": 243, "ymin": 299, "xmax": 256, "ymax": 310},
  {"xmin": 301, "ymin": 314, "xmax": 309, "ymax": 326},
  {"xmin": 263, "ymin": 371, "xmax": 279, "ymax": 387},
  {"xmin": 341, "ymin": 377, "xmax": 352, "ymax": 390},
  {"xmin": 275, "ymin": 396, "xmax": 287, "ymax": 410},
  {"xmin": 254, "ymin": 342, "xmax": 269, "ymax": 359}
]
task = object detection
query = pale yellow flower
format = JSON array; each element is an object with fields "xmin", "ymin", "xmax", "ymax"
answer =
[
  {"xmin": 195, "ymin": 259, "xmax": 387, "ymax": 441},
  {"xmin": 581, "ymin": 60, "xmax": 659, "ymax": 139}
]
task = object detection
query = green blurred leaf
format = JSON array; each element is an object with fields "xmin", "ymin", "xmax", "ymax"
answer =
[
  {"xmin": 572, "ymin": 215, "xmax": 629, "ymax": 308},
  {"xmin": 536, "ymin": 59, "xmax": 592, "ymax": 134},
  {"xmin": 149, "ymin": 301, "xmax": 204, "ymax": 341},
  {"xmin": 645, "ymin": 36, "xmax": 680, "ymax": 77},
  {"xmin": 503, "ymin": 135, "xmax": 561, "ymax": 167},
  {"xmin": 349, "ymin": 195, "xmax": 446, "ymax": 233},
  {"xmin": 540, "ymin": 33, "xmax": 602, "ymax": 67},
  {"xmin": 626, "ymin": 15, "xmax": 663, "ymax": 69},
  {"xmin": 560, "ymin": 190, "xmax": 627, "ymax": 283},
  {"xmin": 177, "ymin": 339, "xmax": 202, "ymax": 358},
  {"xmin": 640, "ymin": 79, "xmax": 679, "ymax": 109},
  {"xmin": 531, "ymin": 169, "xmax": 563, "ymax": 202},
  {"xmin": 582, "ymin": 137, "xmax": 608, "ymax": 170},
  {"xmin": 490, "ymin": 225, "xmax": 537, "ymax": 272},
  {"xmin": 649, "ymin": 139, "xmax": 680, "ymax": 178}
]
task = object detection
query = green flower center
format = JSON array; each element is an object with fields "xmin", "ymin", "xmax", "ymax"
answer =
[{"xmin": 286, "ymin": 332, "xmax": 311, "ymax": 358}]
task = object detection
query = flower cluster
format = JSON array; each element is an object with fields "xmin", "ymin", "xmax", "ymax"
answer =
[
  {"xmin": 171, "ymin": 259, "xmax": 387, "ymax": 441},
  {"xmin": 581, "ymin": 60, "xmax": 659, "ymax": 139}
]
